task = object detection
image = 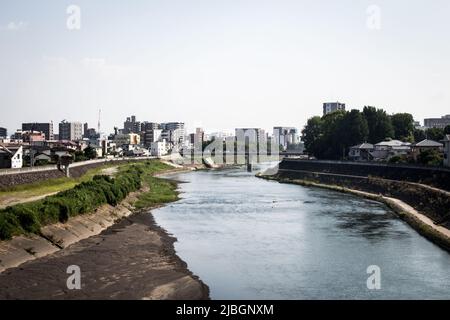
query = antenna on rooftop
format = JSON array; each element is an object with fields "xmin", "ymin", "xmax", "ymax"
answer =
[{"xmin": 98, "ymin": 108, "xmax": 101, "ymax": 136}]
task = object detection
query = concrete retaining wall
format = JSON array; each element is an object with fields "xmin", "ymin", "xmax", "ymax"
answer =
[
  {"xmin": 277, "ymin": 166, "xmax": 450, "ymax": 229},
  {"xmin": 279, "ymin": 159, "xmax": 450, "ymax": 191},
  {"xmin": 0, "ymin": 157, "xmax": 155, "ymax": 189}
]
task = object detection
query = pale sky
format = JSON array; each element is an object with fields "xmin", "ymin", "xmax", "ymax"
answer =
[{"xmin": 1, "ymin": 0, "xmax": 450, "ymax": 135}]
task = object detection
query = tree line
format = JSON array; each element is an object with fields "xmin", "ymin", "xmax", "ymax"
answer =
[{"xmin": 301, "ymin": 106, "xmax": 450, "ymax": 160}]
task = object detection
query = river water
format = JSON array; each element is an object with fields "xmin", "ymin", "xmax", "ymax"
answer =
[{"xmin": 153, "ymin": 165, "xmax": 450, "ymax": 299}]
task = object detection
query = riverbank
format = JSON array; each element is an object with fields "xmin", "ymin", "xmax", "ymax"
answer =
[
  {"xmin": 257, "ymin": 173, "xmax": 450, "ymax": 253},
  {"xmin": 0, "ymin": 161, "xmax": 209, "ymax": 299}
]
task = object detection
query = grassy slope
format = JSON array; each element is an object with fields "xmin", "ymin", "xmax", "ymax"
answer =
[
  {"xmin": 0, "ymin": 160, "xmax": 179, "ymax": 240},
  {"xmin": 0, "ymin": 163, "xmax": 121, "ymax": 205}
]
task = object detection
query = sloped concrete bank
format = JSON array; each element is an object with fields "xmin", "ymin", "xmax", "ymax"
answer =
[
  {"xmin": 0, "ymin": 166, "xmax": 209, "ymax": 300},
  {"xmin": 257, "ymin": 172, "xmax": 450, "ymax": 253}
]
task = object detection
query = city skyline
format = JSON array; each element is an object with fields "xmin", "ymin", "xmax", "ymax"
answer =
[{"xmin": 1, "ymin": 0, "xmax": 450, "ymax": 134}]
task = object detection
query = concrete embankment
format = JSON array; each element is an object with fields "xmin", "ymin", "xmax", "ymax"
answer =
[
  {"xmin": 0, "ymin": 187, "xmax": 141, "ymax": 273},
  {"xmin": 257, "ymin": 166, "xmax": 450, "ymax": 252},
  {"xmin": 0, "ymin": 165, "xmax": 209, "ymax": 300}
]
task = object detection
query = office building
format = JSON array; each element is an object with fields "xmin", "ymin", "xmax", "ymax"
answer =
[
  {"xmin": 59, "ymin": 120, "xmax": 83, "ymax": 141},
  {"xmin": 123, "ymin": 115, "xmax": 141, "ymax": 134},
  {"xmin": 424, "ymin": 115, "xmax": 450, "ymax": 129},
  {"xmin": 273, "ymin": 127, "xmax": 299, "ymax": 150},
  {"xmin": 323, "ymin": 102, "xmax": 346, "ymax": 115},
  {"xmin": 22, "ymin": 122, "xmax": 54, "ymax": 140}
]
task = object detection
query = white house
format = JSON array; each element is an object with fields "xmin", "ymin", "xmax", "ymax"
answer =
[
  {"xmin": 370, "ymin": 140, "xmax": 412, "ymax": 161},
  {"xmin": 348, "ymin": 143, "xmax": 374, "ymax": 161},
  {"xmin": 0, "ymin": 145, "xmax": 23, "ymax": 169},
  {"xmin": 151, "ymin": 141, "xmax": 168, "ymax": 157}
]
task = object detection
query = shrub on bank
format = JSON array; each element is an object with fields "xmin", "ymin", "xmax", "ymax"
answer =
[{"xmin": 0, "ymin": 165, "xmax": 144, "ymax": 240}]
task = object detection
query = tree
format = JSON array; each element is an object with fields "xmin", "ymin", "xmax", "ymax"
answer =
[
  {"xmin": 417, "ymin": 149, "xmax": 443, "ymax": 166},
  {"xmin": 391, "ymin": 113, "xmax": 414, "ymax": 141},
  {"xmin": 74, "ymin": 150, "xmax": 87, "ymax": 162},
  {"xmin": 341, "ymin": 109, "xmax": 369, "ymax": 149},
  {"xmin": 301, "ymin": 116, "xmax": 323, "ymax": 157},
  {"xmin": 425, "ymin": 128, "xmax": 444, "ymax": 141},
  {"xmin": 363, "ymin": 106, "xmax": 394, "ymax": 143},
  {"xmin": 444, "ymin": 125, "xmax": 450, "ymax": 135},
  {"xmin": 84, "ymin": 146, "xmax": 97, "ymax": 160},
  {"xmin": 302, "ymin": 110, "xmax": 368, "ymax": 160},
  {"xmin": 413, "ymin": 129, "xmax": 426, "ymax": 143}
]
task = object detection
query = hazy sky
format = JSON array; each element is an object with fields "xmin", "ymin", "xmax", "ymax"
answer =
[{"xmin": 1, "ymin": 0, "xmax": 450, "ymax": 135}]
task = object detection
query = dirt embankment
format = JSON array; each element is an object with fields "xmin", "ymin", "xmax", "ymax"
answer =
[{"xmin": 0, "ymin": 166, "xmax": 209, "ymax": 300}]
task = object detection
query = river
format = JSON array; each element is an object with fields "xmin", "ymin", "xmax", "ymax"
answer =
[{"xmin": 153, "ymin": 165, "xmax": 450, "ymax": 299}]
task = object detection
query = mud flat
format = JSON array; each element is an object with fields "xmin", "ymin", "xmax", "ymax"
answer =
[
  {"xmin": 0, "ymin": 165, "xmax": 209, "ymax": 300},
  {"xmin": 0, "ymin": 211, "xmax": 209, "ymax": 299}
]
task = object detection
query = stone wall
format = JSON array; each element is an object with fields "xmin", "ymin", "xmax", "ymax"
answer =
[
  {"xmin": 0, "ymin": 169, "xmax": 64, "ymax": 189},
  {"xmin": 279, "ymin": 159, "xmax": 450, "ymax": 191},
  {"xmin": 276, "ymin": 165, "xmax": 450, "ymax": 229},
  {"xmin": 0, "ymin": 158, "xmax": 151, "ymax": 190}
]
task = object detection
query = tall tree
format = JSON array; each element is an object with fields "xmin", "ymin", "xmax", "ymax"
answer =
[
  {"xmin": 391, "ymin": 113, "xmax": 414, "ymax": 141},
  {"xmin": 320, "ymin": 110, "xmax": 346, "ymax": 159},
  {"xmin": 363, "ymin": 106, "xmax": 394, "ymax": 143},
  {"xmin": 413, "ymin": 129, "xmax": 426, "ymax": 142},
  {"xmin": 301, "ymin": 116, "xmax": 323, "ymax": 157},
  {"xmin": 342, "ymin": 109, "xmax": 369, "ymax": 147},
  {"xmin": 425, "ymin": 128, "xmax": 444, "ymax": 141}
]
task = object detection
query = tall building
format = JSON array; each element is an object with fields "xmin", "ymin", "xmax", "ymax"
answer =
[
  {"xmin": 161, "ymin": 122, "xmax": 185, "ymax": 131},
  {"xmin": 235, "ymin": 128, "xmax": 265, "ymax": 145},
  {"xmin": 424, "ymin": 115, "xmax": 450, "ymax": 129},
  {"xmin": 59, "ymin": 120, "xmax": 83, "ymax": 141},
  {"xmin": 0, "ymin": 127, "xmax": 7, "ymax": 138},
  {"xmin": 161, "ymin": 122, "xmax": 186, "ymax": 146},
  {"xmin": 123, "ymin": 115, "xmax": 141, "ymax": 134},
  {"xmin": 141, "ymin": 122, "xmax": 160, "ymax": 132},
  {"xmin": 83, "ymin": 123, "xmax": 89, "ymax": 137},
  {"xmin": 273, "ymin": 127, "xmax": 299, "ymax": 150},
  {"xmin": 83, "ymin": 122, "xmax": 99, "ymax": 139},
  {"xmin": 323, "ymin": 102, "xmax": 346, "ymax": 115},
  {"xmin": 22, "ymin": 122, "xmax": 54, "ymax": 140},
  {"xmin": 194, "ymin": 128, "xmax": 205, "ymax": 146},
  {"xmin": 144, "ymin": 129, "xmax": 162, "ymax": 147},
  {"xmin": 141, "ymin": 122, "xmax": 161, "ymax": 147}
]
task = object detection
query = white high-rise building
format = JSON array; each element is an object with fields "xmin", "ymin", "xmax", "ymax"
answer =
[{"xmin": 59, "ymin": 120, "xmax": 83, "ymax": 141}]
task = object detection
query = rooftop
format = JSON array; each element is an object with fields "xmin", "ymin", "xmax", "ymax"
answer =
[
  {"xmin": 375, "ymin": 140, "xmax": 411, "ymax": 147},
  {"xmin": 350, "ymin": 143, "xmax": 374, "ymax": 149},
  {"xmin": 414, "ymin": 139, "xmax": 443, "ymax": 147}
]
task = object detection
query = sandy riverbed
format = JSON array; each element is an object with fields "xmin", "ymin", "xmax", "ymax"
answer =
[{"xmin": 0, "ymin": 211, "xmax": 209, "ymax": 300}]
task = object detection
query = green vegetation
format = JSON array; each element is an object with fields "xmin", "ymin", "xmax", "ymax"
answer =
[
  {"xmin": 391, "ymin": 113, "xmax": 415, "ymax": 142},
  {"xmin": 302, "ymin": 107, "xmax": 419, "ymax": 160},
  {"xmin": 0, "ymin": 163, "xmax": 121, "ymax": 203},
  {"xmin": 417, "ymin": 149, "xmax": 443, "ymax": 166},
  {"xmin": 135, "ymin": 177, "xmax": 178, "ymax": 209},
  {"xmin": 302, "ymin": 109, "xmax": 371, "ymax": 160},
  {"xmin": 363, "ymin": 106, "xmax": 394, "ymax": 144},
  {"xmin": 0, "ymin": 160, "xmax": 176, "ymax": 240},
  {"xmin": 388, "ymin": 155, "xmax": 409, "ymax": 164}
]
